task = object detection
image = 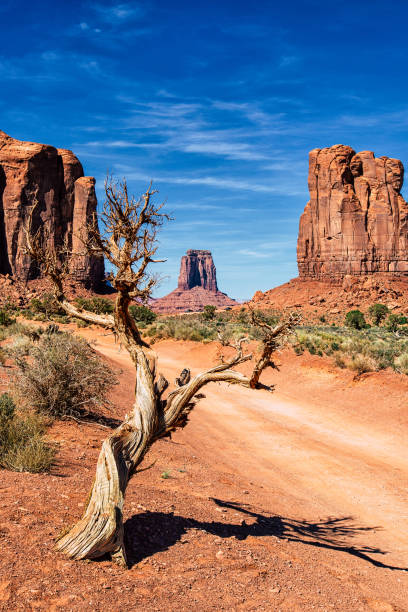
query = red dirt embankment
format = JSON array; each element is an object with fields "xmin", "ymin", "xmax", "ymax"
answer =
[
  {"xmin": 0, "ymin": 330, "xmax": 407, "ymax": 611},
  {"xmin": 247, "ymin": 275, "xmax": 408, "ymax": 324}
]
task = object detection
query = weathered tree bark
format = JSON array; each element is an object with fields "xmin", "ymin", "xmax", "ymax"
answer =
[{"xmin": 56, "ymin": 341, "xmax": 255, "ymax": 566}]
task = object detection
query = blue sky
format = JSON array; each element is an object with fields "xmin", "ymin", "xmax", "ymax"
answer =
[{"xmin": 2, "ymin": 0, "xmax": 408, "ymax": 299}]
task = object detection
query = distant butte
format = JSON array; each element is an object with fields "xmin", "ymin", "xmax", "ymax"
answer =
[{"xmin": 153, "ymin": 249, "xmax": 237, "ymax": 313}]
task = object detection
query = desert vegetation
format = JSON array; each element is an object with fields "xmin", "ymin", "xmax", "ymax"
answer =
[
  {"xmin": 12, "ymin": 329, "xmax": 116, "ymax": 420},
  {"xmin": 0, "ymin": 315, "xmax": 117, "ymax": 472},
  {"xmin": 292, "ymin": 322, "xmax": 408, "ymax": 375}
]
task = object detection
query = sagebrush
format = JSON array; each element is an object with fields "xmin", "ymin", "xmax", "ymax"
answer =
[
  {"xmin": 13, "ymin": 332, "xmax": 117, "ymax": 419},
  {"xmin": 0, "ymin": 393, "xmax": 55, "ymax": 473}
]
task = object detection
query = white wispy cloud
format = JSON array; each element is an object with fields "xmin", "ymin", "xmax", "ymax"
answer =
[
  {"xmin": 124, "ymin": 171, "xmax": 298, "ymax": 194},
  {"xmin": 238, "ymin": 249, "xmax": 271, "ymax": 258},
  {"xmin": 92, "ymin": 2, "xmax": 146, "ymax": 22},
  {"xmin": 279, "ymin": 55, "xmax": 300, "ymax": 68}
]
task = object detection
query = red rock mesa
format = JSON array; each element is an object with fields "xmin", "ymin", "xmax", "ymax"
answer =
[
  {"xmin": 153, "ymin": 249, "xmax": 237, "ymax": 313},
  {"xmin": 297, "ymin": 144, "xmax": 408, "ymax": 279},
  {"xmin": 0, "ymin": 130, "xmax": 104, "ymax": 288}
]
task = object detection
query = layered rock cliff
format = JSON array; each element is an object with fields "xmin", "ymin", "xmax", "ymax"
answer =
[
  {"xmin": 297, "ymin": 144, "xmax": 408, "ymax": 279},
  {"xmin": 153, "ymin": 249, "xmax": 237, "ymax": 313},
  {"xmin": 0, "ymin": 130, "xmax": 104, "ymax": 288}
]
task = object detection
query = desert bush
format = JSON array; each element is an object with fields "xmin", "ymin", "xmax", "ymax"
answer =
[
  {"xmin": 73, "ymin": 318, "xmax": 89, "ymax": 328},
  {"xmin": 0, "ymin": 309, "xmax": 15, "ymax": 327},
  {"xmin": 394, "ymin": 353, "xmax": 408, "ymax": 374},
  {"xmin": 0, "ymin": 393, "xmax": 55, "ymax": 473},
  {"xmin": 0, "ymin": 349, "xmax": 6, "ymax": 366},
  {"xmin": 74, "ymin": 297, "xmax": 114, "ymax": 315},
  {"xmin": 345, "ymin": 310, "xmax": 367, "ymax": 330},
  {"xmin": 349, "ymin": 354, "xmax": 376, "ymax": 375},
  {"xmin": 333, "ymin": 352, "xmax": 346, "ymax": 368},
  {"xmin": 386, "ymin": 313, "xmax": 407, "ymax": 332},
  {"xmin": 368, "ymin": 303, "xmax": 389, "ymax": 326},
  {"xmin": 13, "ymin": 332, "xmax": 117, "ymax": 419},
  {"xmin": 202, "ymin": 305, "xmax": 216, "ymax": 321},
  {"xmin": 129, "ymin": 304, "xmax": 156, "ymax": 324}
]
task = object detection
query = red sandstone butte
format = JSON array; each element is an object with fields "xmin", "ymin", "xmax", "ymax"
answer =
[
  {"xmin": 0, "ymin": 130, "xmax": 104, "ymax": 288},
  {"xmin": 297, "ymin": 144, "xmax": 408, "ymax": 279},
  {"xmin": 247, "ymin": 144, "xmax": 408, "ymax": 320},
  {"xmin": 153, "ymin": 249, "xmax": 237, "ymax": 313}
]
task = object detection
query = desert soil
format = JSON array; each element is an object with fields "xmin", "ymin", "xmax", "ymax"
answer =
[{"xmin": 0, "ymin": 326, "xmax": 407, "ymax": 611}]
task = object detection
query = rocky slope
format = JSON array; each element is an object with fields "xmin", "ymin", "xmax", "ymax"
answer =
[
  {"xmin": 153, "ymin": 250, "xmax": 237, "ymax": 313},
  {"xmin": 0, "ymin": 130, "xmax": 104, "ymax": 288},
  {"xmin": 298, "ymin": 144, "xmax": 408, "ymax": 279},
  {"xmin": 249, "ymin": 275, "xmax": 408, "ymax": 323}
]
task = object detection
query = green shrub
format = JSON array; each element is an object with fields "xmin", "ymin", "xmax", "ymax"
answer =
[
  {"xmin": 0, "ymin": 394, "xmax": 55, "ymax": 473},
  {"xmin": 0, "ymin": 309, "xmax": 15, "ymax": 327},
  {"xmin": 387, "ymin": 313, "xmax": 407, "ymax": 332},
  {"xmin": 368, "ymin": 303, "xmax": 389, "ymax": 325},
  {"xmin": 0, "ymin": 393, "xmax": 15, "ymax": 421},
  {"xmin": 13, "ymin": 332, "xmax": 116, "ymax": 420},
  {"xmin": 345, "ymin": 310, "xmax": 367, "ymax": 330},
  {"xmin": 74, "ymin": 297, "xmax": 114, "ymax": 315},
  {"xmin": 202, "ymin": 305, "xmax": 216, "ymax": 321},
  {"xmin": 73, "ymin": 318, "xmax": 89, "ymax": 328},
  {"xmin": 129, "ymin": 304, "xmax": 157, "ymax": 325}
]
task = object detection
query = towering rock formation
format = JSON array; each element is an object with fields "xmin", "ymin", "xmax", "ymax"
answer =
[
  {"xmin": 297, "ymin": 144, "xmax": 408, "ymax": 279},
  {"xmin": 177, "ymin": 250, "xmax": 218, "ymax": 292},
  {"xmin": 0, "ymin": 130, "xmax": 104, "ymax": 288},
  {"xmin": 153, "ymin": 249, "xmax": 237, "ymax": 313}
]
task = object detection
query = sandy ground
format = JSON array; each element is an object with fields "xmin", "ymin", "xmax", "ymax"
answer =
[{"xmin": 0, "ymin": 326, "xmax": 407, "ymax": 610}]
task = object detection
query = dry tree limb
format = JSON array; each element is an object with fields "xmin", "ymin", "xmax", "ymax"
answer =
[
  {"xmin": 248, "ymin": 309, "xmax": 301, "ymax": 389},
  {"xmin": 25, "ymin": 176, "xmax": 298, "ymax": 567}
]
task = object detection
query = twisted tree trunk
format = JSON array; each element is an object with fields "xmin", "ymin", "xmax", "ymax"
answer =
[{"xmin": 56, "ymin": 343, "xmax": 255, "ymax": 566}]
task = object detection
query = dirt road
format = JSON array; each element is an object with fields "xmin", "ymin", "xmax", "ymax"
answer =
[
  {"xmin": 88, "ymin": 331, "xmax": 408, "ymax": 607},
  {"xmin": 2, "ymin": 326, "xmax": 407, "ymax": 610}
]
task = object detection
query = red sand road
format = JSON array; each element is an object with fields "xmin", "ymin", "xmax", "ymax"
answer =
[
  {"xmin": 85, "ymin": 329, "xmax": 408, "ymax": 605},
  {"xmin": 0, "ymin": 325, "xmax": 407, "ymax": 610}
]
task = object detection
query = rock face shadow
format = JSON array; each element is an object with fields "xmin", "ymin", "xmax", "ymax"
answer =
[{"xmin": 124, "ymin": 497, "xmax": 406, "ymax": 571}]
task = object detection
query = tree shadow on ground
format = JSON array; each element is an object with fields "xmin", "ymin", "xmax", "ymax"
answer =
[
  {"xmin": 72, "ymin": 412, "xmax": 122, "ymax": 429},
  {"xmin": 124, "ymin": 497, "xmax": 407, "ymax": 571}
]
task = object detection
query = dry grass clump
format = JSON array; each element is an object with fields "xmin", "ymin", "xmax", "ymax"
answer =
[
  {"xmin": 0, "ymin": 393, "xmax": 55, "ymax": 473},
  {"xmin": 12, "ymin": 331, "xmax": 117, "ymax": 420},
  {"xmin": 348, "ymin": 354, "xmax": 377, "ymax": 376},
  {"xmin": 293, "ymin": 325, "xmax": 408, "ymax": 375},
  {"xmin": 394, "ymin": 353, "xmax": 408, "ymax": 375}
]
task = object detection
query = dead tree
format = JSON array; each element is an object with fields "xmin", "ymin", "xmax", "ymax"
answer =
[
  {"xmin": 24, "ymin": 177, "xmax": 298, "ymax": 567},
  {"xmin": 248, "ymin": 308, "xmax": 301, "ymax": 389}
]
